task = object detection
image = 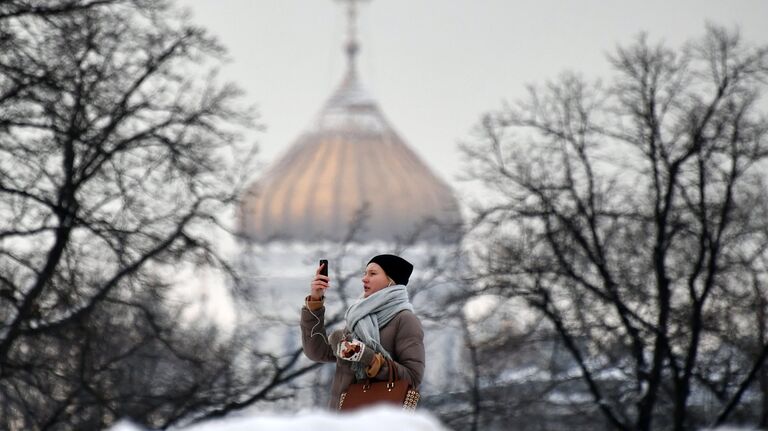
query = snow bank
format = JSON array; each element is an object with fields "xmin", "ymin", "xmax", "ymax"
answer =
[
  {"xmin": 110, "ymin": 406, "xmax": 449, "ymax": 431},
  {"xmin": 700, "ymin": 428, "xmax": 762, "ymax": 431}
]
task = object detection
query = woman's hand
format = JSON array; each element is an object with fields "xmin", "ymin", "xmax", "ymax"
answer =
[
  {"xmin": 329, "ymin": 330, "xmax": 375, "ymax": 364},
  {"xmin": 310, "ymin": 262, "xmax": 329, "ymax": 300}
]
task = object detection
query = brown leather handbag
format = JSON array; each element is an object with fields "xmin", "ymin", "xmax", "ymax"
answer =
[{"xmin": 338, "ymin": 359, "xmax": 420, "ymax": 411}]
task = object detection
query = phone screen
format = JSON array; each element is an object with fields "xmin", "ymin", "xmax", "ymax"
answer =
[{"xmin": 319, "ymin": 259, "xmax": 328, "ymax": 277}]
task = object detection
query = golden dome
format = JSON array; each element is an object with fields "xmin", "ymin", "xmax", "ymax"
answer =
[
  {"xmin": 240, "ymin": 65, "xmax": 461, "ymax": 243},
  {"xmin": 239, "ymin": 4, "xmax": 461, "ymax": 243}
]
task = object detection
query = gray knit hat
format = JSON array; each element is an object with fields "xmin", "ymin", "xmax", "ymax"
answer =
[{"xmin": 367, "ymin": 254, "xmax": 413, "ymax": 286}]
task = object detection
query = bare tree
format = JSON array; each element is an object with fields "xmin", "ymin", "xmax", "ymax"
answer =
[
  {"xmin": 461, "ymin": 25, "xmax": 768, "ymax": 431},
  {"xmin": 0, "ymin": 1, "xmax": 270, "ymax": 429},
  {"xmin": 0, "ymin": 0, "xmax": 135, "ymax": 20},
  {"xmin": 428, "ymin": 283, "xmax": 597, "ymax": 431}
]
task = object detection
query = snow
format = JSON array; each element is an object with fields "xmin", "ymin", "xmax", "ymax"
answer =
[
  {"xmin": 110, "ymin": 406, "xmax": 449, "ymax": 431},
  {"xmin": 699, "ymin": 428, "xmax": 762, "ymax": 431}
]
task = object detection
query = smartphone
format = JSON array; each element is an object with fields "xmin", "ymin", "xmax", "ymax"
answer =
[{"xmin": 319, "ymin": 259, "xmax": 328, "ymax": 277}]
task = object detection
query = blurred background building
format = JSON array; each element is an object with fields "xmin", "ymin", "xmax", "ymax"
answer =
[{"xmin": 238, "ymin": 4, "xmax": 461, "ymax": 244}]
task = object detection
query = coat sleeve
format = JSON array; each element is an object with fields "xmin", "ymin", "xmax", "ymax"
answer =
[
  {"xmin": 300, "ymin": 305, "xmax": 336, "ymax": 363},
  {"xmin": 375, "ymin": 311, "xmax": 425, "ymax": 388}
]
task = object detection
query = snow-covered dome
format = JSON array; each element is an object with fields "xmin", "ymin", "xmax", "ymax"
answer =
[{"xmin": 239, "ymin": 37, "xmax": 461, "ymax": 243}]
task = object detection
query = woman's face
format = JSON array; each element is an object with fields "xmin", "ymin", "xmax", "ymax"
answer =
[{"xmin": 362, "ymin": 263, "xmax": 391, "ymax": 298}]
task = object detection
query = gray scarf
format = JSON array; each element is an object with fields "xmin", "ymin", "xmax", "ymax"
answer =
[{"xmin": 345, "ymin": 284, "xmax": 413, "ymax": 379}]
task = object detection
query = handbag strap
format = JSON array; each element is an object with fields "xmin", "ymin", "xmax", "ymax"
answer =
[
  {"xmin": 386, "ymin": 358, "xmax": 399, "ymax": 384},
  {"xmin": 360, "ymin": 359, "xmax": 399, "ymax": 386}
]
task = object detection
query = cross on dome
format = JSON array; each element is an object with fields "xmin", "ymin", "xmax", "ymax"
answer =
[{"xmin": 335, "ymin": 0, "xmax": 371, "ymax": 71}]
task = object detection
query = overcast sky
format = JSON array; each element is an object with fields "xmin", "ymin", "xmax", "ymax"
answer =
[{"xmin": 184, "ymin": 0, "xmax": 768, "ymax": 190}]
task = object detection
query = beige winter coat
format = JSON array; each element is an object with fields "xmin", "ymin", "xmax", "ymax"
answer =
[{"xmin": 300, "ymin": 298, "xmax": 425, "ymax": 410}]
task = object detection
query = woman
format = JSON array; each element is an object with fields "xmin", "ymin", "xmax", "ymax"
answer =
[{"xmin": 300, "ymin": 254, "xmax": 425, "ymax": 410}]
